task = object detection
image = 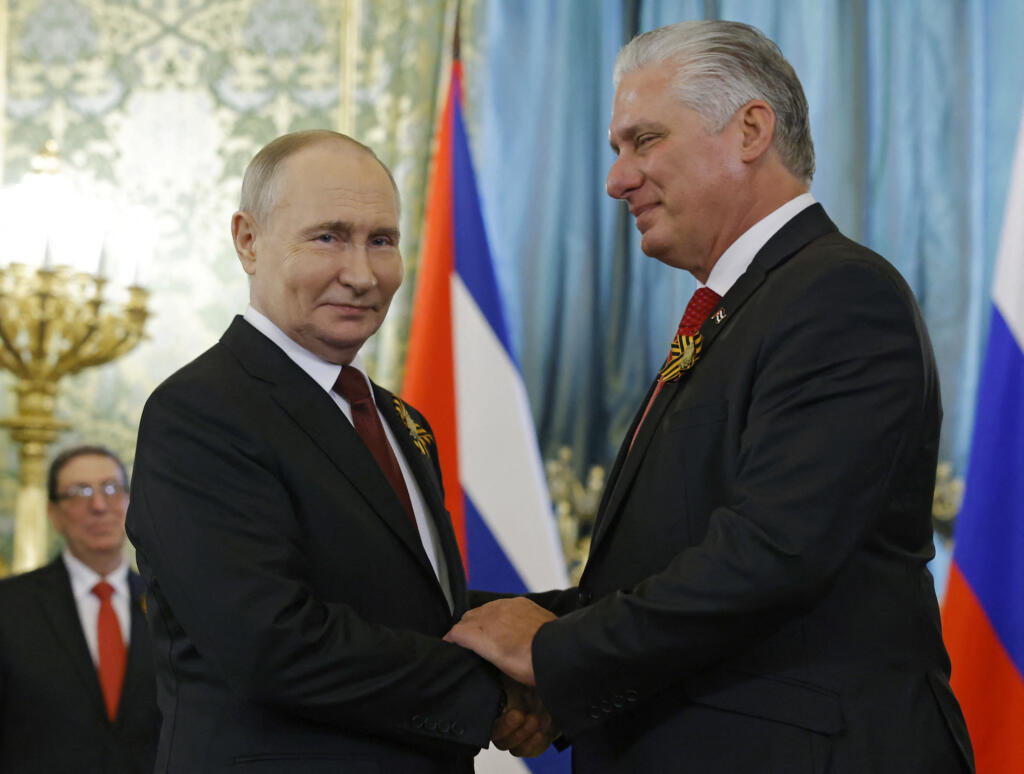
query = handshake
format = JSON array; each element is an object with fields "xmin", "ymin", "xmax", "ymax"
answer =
[{"xmin": 445, "ymin": 596, "xmax": 558, "ymax": 758}]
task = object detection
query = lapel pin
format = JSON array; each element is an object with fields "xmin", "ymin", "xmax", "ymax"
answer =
[
  {"xmin": 392, "ymin": 398, "xmax": 434, "ymax": 455},
  {"xmin": 711, "ymin": 308, "xmax": 727, "ymax": 324}
]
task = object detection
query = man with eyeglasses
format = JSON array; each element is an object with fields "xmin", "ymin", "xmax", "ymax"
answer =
[{"xmin": 0, "ymin": 445, "xmax": 159, "ymax": 773}]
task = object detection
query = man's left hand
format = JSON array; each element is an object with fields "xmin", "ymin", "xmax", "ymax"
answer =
[{"xmin": 445, "ymin": 597, "xmax": 556, "ymax": 686}]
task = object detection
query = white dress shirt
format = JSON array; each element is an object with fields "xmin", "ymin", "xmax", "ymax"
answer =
[
  {"xmin": 243, "ymin": 305, "xmax": 454, "ymax": 611},
  {"xmin": 62, "ymin": 550, "xmax": 131, "ymax": 665},
  {"xmin": 704, "ymin": 192, "xmax": 817, "ymax": 297}
]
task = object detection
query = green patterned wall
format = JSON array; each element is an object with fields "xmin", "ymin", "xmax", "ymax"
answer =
[{"xmin": 0, "ymin": 0, "xmax": 481, "ymax": 571}]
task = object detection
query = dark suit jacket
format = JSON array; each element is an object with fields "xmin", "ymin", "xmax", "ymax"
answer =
[
  {"xmin": 0, "ymin": 557, "xmax": 159, "ymax": 773},
  {"xmin": 126, "ymin": 317, "xmax": 502, "ymax": 773},
  {"xmin": 530, "ymin": 205, "xmax": 975, "ymax": 773}
]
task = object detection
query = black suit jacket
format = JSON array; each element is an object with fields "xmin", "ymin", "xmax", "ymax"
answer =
[
  {"xmin": 126, "ymin": 317, "xmax": 502, "ymax": 773},
  {"xmin": 531, "ymin": 205, "xmax": 975, "ymax": 773},
  {"xmin": 0, "ymin": 557, "xmax": 159, "ymax": 773}
]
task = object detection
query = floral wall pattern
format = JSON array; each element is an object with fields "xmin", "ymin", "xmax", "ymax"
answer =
[{"xmin": 0, "ymin": 0, "xmax": 470, "ymax": 570}]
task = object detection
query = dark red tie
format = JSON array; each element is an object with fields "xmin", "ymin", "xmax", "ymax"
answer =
[
  {"xmin": 92, "ymin": 581, "xmax": 126, "ymax": 722},
  {"xmin": 334, "ymin": 366, "xmax": 418, "ymax": 531},
  {"xmin": 631, "ymin": 287, "xmax": 723, "ymax": 447},
  {"xmin": 672, "ymin": 287, "xmax": 722, "ymax": 339}
]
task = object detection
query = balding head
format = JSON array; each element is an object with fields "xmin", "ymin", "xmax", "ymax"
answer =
[
  {"xmin": 230, "ymin": 133, "xmax": 404, "ymax": 365},
  {"xmin": 239, "ymin": 130, "xmax": 401, "ymax": 225}
]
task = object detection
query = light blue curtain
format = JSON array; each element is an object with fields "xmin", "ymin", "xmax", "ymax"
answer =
[
  {"xmin": 475, "ymin": 0, "xmax": 1024, "ymax": 493},
  {"xmin": 475, "ymin": 1, "xmax": 631, "ymax": 466}
]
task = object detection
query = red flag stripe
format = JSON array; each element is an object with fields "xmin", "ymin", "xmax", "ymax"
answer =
[
  {"xmin": 943, "ymin": 564, "xmax": 1024, "ymax": 773},
  {"xmin": 402, "ymin": 63, "xmax": 465, "ymax": 562}
]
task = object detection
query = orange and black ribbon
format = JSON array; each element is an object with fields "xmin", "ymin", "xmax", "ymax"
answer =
[{"xmin": 657, "ymin": 331, "xmax": 703, "ymax": 383}]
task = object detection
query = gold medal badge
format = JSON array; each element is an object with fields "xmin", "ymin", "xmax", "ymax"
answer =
[
  {"xmin": 392, "ymin": 398, "xmax": 434, "ymax": 455},
  {"xmin": 657, "ymin": 331, "xmax": 704, "ymax": 383}
]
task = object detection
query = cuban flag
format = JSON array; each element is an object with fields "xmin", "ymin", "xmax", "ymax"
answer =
[
  {"xmin": 402, "ymin": 58, "xmax": 570, "ymax": 774},
  {"xmin": 941, "ymin": 104, "xmax": 1024, "ymax": 772}
]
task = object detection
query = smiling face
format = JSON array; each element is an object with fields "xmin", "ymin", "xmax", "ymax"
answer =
[
  {"xmin": 606, "ymin": 62, "xmax": 749, "ymax": 282},
  {"xmin": 233, "ymin": 140, "xmax": 403, "ymax": 364},
  {"xmin": 47, "ymin": 454, "xmax": 128, "ymax": 574}
]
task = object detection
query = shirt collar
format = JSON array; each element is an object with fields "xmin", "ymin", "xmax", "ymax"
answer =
[
  {"xmin": 62, "ymin": 549, "xmax": 130, "ymax": 600},
  {"xmin": 704, "ymin": 192, "xmax": 816, "ymax": 297},
  {"xmin": 243, "ymin": 305, "xmax": 370, "ymax": 392}
]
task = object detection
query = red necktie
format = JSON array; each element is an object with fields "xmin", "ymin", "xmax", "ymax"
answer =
[
  {"xmin": 631, "ymin": 287, "xmax": 723, "ymax": 447},
  {"xmin": 334, "ymin": 366, "xmax": 418, "ymax": 531},
  {"xmin": 671, "ymin": 286, "xmax": 722, "ymax": 340},
  {"xmin": 92, "ymin": 581, "xmax": 126, "ymax": 722}
]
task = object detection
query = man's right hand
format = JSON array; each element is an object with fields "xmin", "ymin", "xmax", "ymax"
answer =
[{"xmin": 493, "ymin": 677, "xmax": 555, "ymax": 757}]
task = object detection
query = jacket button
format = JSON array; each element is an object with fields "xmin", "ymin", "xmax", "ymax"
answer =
[
  {"xmin": 625, "ymin": 690, "xmax": 638, "ymax": 702},
  {"xmin": 452, "ymin": 723, "xmax": 464, "ymax": 736},
  {"xmin": 577, "ymin": 588, "xmax": 592, "ymax": 605},
  {"xmin": 439, "ymin": 720, "xmax": 451, "ymax": 734},
  {"xmin": 425, "ymin": 717, "xmax": 438, "ymax": 731},
  {"xmin": 412, "ymin": 715, "xmax": 425, "ymax": 728}
]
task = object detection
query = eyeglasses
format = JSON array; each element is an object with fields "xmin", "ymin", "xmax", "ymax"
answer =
[{"xmin": 56, "ymin": 481, "xmax": 128, "ymax": 504}]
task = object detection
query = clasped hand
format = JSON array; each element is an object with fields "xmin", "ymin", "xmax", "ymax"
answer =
[{"xmin": 445, "ymin": 597, "xmax": 557, "ymax": 757}]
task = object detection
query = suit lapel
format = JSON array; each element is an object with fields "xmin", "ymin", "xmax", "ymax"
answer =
[
  {"xmin": 602, "ymin": 380, "xmax": 656, "ymax": 501},
  {"xmin": 589, "ymin": 377, "xmax": 680, "ymax": 554},
  {"xmin": 378, "ymin": 386, "xmax": 468, "ymax": 616},
  {"xmin": 587, "ymin": 205, "xmax": 839, "ymax": 561},
  {"xmin": 220, "ymin": 318, "xmax": 434, "ymax": 579},
  {"xmin": 35, "ymin": 559, "xmax": 108, "ymax": 720},
  {"xmin": 376, "ymin": 388, "xmax": 446, "ymax": 514}
]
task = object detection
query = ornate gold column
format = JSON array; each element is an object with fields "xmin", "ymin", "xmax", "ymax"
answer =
[
  {"xmin": 3, "ymin": 380, "xmax": 64, "ymax": 572},
  {"xmin": 337, "ymin": 0, "xmax": 361, "ymax": 136},
  {"xmin": 0, "ymin": 0, "xmax": 7, "ymax": 183}
]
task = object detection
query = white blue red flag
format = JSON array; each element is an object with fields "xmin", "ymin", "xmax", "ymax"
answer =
[
  {"xmin": 942, "ymin": 104, "xmax": 1024, "ymax": 772},
  {"xmin": 402, "ymin": 57, "xmax": 570, "ymax": 774}
]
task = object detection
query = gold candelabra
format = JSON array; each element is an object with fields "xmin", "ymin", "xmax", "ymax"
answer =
[
  {"xmin": 546, "ymin": 446, "xmax": 605, "ymax": 584},
  {"xmin": 0, "ymin": 144, "xmax": 149, "ymax": 573}
]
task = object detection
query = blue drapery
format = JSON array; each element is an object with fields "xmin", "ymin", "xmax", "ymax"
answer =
[{"xmin": 474, "ymin": 0, "xmax": 1024, "ymax": 493}]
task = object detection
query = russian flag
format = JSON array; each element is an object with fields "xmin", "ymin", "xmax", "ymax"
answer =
[
  {"xmin": 402, "ymin": 58, "xmax": 570, "ymax": 774},
  {"xmin": 941, "ymin": 105, "xmax": 1024, "ymax": 772}
]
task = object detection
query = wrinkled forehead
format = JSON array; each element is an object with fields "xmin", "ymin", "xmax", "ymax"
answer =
[
  {"xmin": 609, "ymin": 64, "xmax": 685, "ymax": 139},
  {"xmin": 269, "ymin": 141, "xmax": 401, "ymax": 221}
]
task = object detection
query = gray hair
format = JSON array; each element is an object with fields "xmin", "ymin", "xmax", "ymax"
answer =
[
  {"xmin": 613, "ymin": 21, "xmax": 815, "ymax": 184},
  {"xmin": 239, "ymin": 130, "xmax": 401, "ymax": 224}
]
